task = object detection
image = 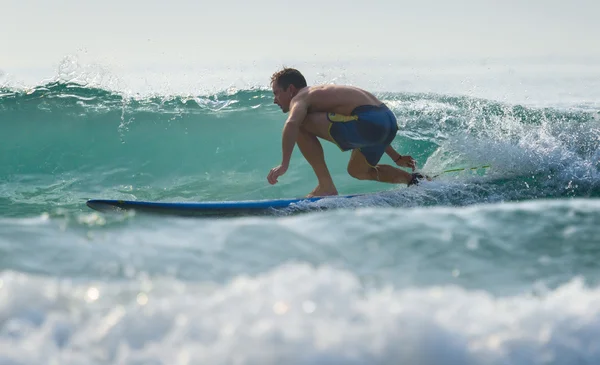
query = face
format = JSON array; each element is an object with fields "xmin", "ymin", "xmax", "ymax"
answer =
[{"xmin": 272, "ymin": 83, "xmax": 294, "ymax": 113}]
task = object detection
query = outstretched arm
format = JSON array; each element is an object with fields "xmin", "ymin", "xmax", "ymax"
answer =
[
  {"xmin": 280, "ymin": 100, "xmax": 308, "ymax": 167},
  {"xmin": 267, "ymin": 99, "xmax": 308, "ymax": 185}
]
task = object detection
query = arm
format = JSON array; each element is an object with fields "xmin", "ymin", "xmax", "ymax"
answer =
[
  {"xmin": 280, "ymin": 100, "xmax": 308, "ymax": 167},
  {"xmin": 266, "ymin": 98, "xmax": 309, "ymax": 185},
  {"xmin": 385, "ymin": 145, "xmax": 402, "ymax": 162},
  {"xmin": 386, "ymin": 145, "xmax": 416, "ymax": 170}
]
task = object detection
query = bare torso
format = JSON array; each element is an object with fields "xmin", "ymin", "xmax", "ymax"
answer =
[{"xmin": 298, "ymin": 85, "xmax": 383, "ymax": 115}]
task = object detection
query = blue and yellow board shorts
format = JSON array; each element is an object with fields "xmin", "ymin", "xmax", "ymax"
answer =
[{"xmin": 327, "ymin": 103, "xmax": 399, "ymax": 166}]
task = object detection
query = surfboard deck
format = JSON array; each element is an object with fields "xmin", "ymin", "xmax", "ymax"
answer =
[
  {"xmin": 84, "ymin": 170, "xmax": 450, "ymax": 217},
  {"xmin": 86, "ymin": 193, "xmax": 363, "ymax": 217}
]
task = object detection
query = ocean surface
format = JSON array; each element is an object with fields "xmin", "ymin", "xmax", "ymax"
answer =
[{"xmin": 2, "ymin": 58, "xmax": 600, "ymax": 364}]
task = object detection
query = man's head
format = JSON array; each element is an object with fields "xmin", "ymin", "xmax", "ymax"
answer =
[{"xmin": 270, "ymin": 68, "xmax": 307, "ymax": 113}]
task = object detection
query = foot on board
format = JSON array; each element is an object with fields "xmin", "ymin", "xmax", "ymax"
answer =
[
  {"xmin": 306, "ymin": 185, "xmax": 339, "ymax": 198},
  {"xmin": 407, "ymin": 173, "xmax": 431, "ymax": 187}
]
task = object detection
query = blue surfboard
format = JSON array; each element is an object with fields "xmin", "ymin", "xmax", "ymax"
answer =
[
  {"xmin": 85, "ymin": 166, "xmax": 486, "ymax": 217},
  {"xmin": 86, "ymin": 193, "xmax": 364, "ymax": 217}
]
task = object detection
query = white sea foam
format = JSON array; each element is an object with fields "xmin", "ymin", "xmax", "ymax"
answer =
[{"xmin": 0, "ymin": 262, "xmax": 599, "ymax": 365}]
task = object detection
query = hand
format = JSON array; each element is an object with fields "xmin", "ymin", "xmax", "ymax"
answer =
[
  {"xmin": 395, "ymin": 155, "xmax": 416, "ymax": 171},
  {"xmin": 267, "ymin": 164, "xmax": 288, "ymax": 185}
]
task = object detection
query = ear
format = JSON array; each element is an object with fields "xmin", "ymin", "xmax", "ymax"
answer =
[{"xmin": 288, "ymin": 85, "xmax": 297, "ymax": 96}]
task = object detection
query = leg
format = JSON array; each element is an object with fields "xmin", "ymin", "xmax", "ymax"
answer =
[
  {"xmin": 297, "ymin": 112, "xmax": 340, "ymax": 197},
  {"xmin": 296, "ymin": 127, "xmax": 338, "ymax": 197},
  {"xmin": 347, "ymin": 149, "xmax": 413, "ymax": 184}
]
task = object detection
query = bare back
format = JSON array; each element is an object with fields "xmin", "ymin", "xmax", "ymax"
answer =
[{"xmin": 298, "ymin": 85, "xmax": 383, "ymax": 115}]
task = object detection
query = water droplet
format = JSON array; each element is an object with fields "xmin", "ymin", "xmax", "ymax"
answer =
[
  {"xmin": 86, "ymin": 287, "xmax": 99, "ymax": 302},
  {"xmin": 136, "ymin": 293, "xmax": 149, "ymax": 306}
]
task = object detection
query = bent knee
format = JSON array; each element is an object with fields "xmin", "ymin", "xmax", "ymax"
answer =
[{"xmin": 347, "ymin": 166, "xmax": 376, "ymax": 180}]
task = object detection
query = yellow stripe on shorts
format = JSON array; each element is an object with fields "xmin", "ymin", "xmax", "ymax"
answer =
[{"xmin": 328, "ymin": 113, "xmax": 359, "ymax": 122}]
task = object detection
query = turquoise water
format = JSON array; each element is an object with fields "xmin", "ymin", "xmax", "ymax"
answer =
[{"xmin": 2, "ymin": 63, "xmax": 600, "ymax": 364}]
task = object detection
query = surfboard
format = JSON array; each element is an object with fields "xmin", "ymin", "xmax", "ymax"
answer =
[
  {"xmin": 86, "ymin": 194, "xmax": 363, "ymax": 217},
  {"xmin": 86, "ymin": 166, "xmax": 488, "ymax": 217}
]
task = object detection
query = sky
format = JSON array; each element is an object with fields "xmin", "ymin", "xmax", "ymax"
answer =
[{"xmin": 1, "ymin": 0, "xmax": 599, "ymax": 90}]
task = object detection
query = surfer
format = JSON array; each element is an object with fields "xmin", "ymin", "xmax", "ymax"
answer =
[{"xmin": 267, "ymin": 67, "xmax": 426, "ymax": 197}]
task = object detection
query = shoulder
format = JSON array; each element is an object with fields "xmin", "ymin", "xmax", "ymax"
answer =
[
  {"xmin": 291, "ymin": 87, "xmax": 312, "ymax": 105},
  {"xmin": 307, "ymin": 84, "xmax": 362, "ymax": 95},
  {"xmin": 302, "ymin": 85, "xmax": 334, "ymax": 100}
]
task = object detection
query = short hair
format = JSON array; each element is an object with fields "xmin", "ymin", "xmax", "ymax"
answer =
[{"xmin": 270, "ymin": 67, "xmax": 307, "ymax": 90}]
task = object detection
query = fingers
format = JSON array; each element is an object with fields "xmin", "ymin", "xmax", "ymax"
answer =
[
  {"xmin": 405, "ymin": 155, "xmax": 416, "ymax": 170},
  {"xmin": 397, "ymin": 156, "xmax": 417, "ymax": 170},
  {"xmin": 267, "ymin": 169, "xmax": 276, "ymax": 185},
  {"xmin": 267, "ymin": 168, "xmax": 280, "ymax": 185},
  {"xmin": 409, "ymin": 158, "xmax": 416, "ymax": 170}
]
